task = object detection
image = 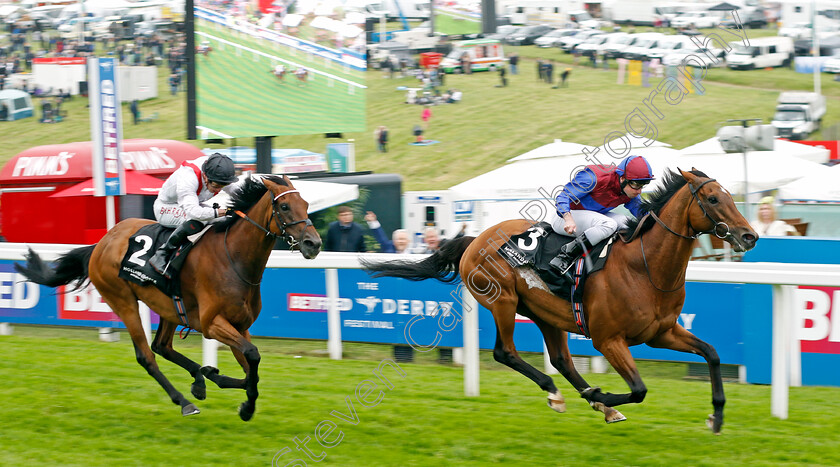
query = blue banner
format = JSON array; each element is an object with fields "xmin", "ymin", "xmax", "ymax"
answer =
[{"xmin": 89, "ymin": 57, "xmax": 124, "ymax": 197}]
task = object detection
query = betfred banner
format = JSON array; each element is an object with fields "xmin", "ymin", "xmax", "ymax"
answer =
[
  {"xmin": 796, "ymin": 286, "xmax": 840, "ymax": 354},
  {"xmin": 88, "ymin": 57, "xmax": 125, "ymax": 197}
]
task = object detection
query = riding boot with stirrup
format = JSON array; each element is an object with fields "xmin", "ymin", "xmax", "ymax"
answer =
[
  {"xmin": 149, "ymin": 221, "xmax": 202, "ymax": 279},
  {"xmin": 550, "ymin": 234, "xmax": 592, "ymax": 281}
]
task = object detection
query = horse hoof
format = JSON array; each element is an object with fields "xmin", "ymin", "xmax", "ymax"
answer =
[
  {"xmin": 182, "ymin": 403, "xmax": 200, "ymax": 416},
  {"xmin": 191, "ymin": 382, "xmax": 207, "ymax": 400},
  {"xmin": 200, "ymin": 366, "xmax": 220, "ymax": 377},
  {"xmin": 706, "ymin": 414, "xmax": 722, "ymax": 434},
  {"xmin": 547, "ymin": 393, "xmax": 566, "ymax": 413},
  {"xmin": 239, "ymin": 402, "xmax": 255, "ymax": 422},
  {"xmin": 604, "ymin": 408, "xmax": 626, "ymax": 424}
]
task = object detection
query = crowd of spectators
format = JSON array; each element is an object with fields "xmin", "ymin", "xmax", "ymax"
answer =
[
  {"xmin": 0, "ymin": 19, "xmax": 188, "ymax": 100},
  {"xmin": 324, "ymin": 208, "xmax": 466, "ymax": 255}
]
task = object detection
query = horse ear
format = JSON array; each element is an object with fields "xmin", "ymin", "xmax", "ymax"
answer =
[{"xmin": 679, "ymin": 167, "xmax": 698, "ymax": 184}]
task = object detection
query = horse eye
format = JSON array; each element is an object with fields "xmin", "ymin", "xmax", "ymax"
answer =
[
  {"xmin": 280, "ymin": 203, "xmax": 290, "ymax": 211},
  {"xmin": 708, "ymin": 196, "xmax": 718, "ymax": 205}
]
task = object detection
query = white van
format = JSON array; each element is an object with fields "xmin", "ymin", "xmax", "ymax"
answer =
[
  {"xmin": 440, "ymin": 39, "xmax": 505, "ymax": 73},
  {"xmin": 726, "ymin": 36, "xmax": 794, "ymax": 70}
]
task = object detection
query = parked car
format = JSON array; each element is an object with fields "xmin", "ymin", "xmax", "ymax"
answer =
[
  {"xmin": 822, "ymin": 53, "xmax": 840, "ymax": 73},
  {"xmin": 780, "ymin": 21, "xmax": 840, "ymax": 41},
  {"xmin": 670, "ymin": 10, "xmax": 720, "ymax": 29},
  {"xmin": 504, "ymin": 25, "xmax": 554, "ymax": 46},
  {"xmin": 719, "ymin": 8, "xmax": 767, "ymax": 29},
  {"xmin": 576, "ymin": 32, "xmax": 630, "ymax": 58},
  {"xmin": 558, "ymin": 29, "xmax": 604, "ymax": 53},
  {"xmin": 567, "ymin": 9, "xmax": 601, "ymax": 29},
  {"xmin": 793, "ymin": 36, "xmax": 840, "ymax": 57},
  {"xmin": 620, "ymin": 32, "xmax": 665, "ymax": 60},
  {"xmin": 533, "ymin": 28, "xmax": 577, "ymax": 48},
  {"xmin": 645, "ymin": 34, "xmax": 695, "ymax": 62},
  {"xmin": 662, "ymin": 45, "xmax": 728, "ymax": 68},
  {"xmin": 57, "ymin": 16, "xmax": 103, "ymax": 34},
  {"xmin": 602, "ymin": 33, "xmax": 640, "ymax": 58},
  {"xmin": 483, "ymin": 25, "xmax": 521, "ymax": 42}
]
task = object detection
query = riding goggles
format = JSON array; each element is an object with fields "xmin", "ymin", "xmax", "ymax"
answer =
[{"xmin": 627, "ymin": 179, "xmax": 650, "ymax": 190}]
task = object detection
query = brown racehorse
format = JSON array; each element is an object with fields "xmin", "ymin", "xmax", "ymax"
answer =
[
  {"xmin": 362, "ymin": 169, "xmax": 757, "ymax": 434},
  {"xmin": 15, "ymin": 175, "xmax": 321, "ymax": 420}
]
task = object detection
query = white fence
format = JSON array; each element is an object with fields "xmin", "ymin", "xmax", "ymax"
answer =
[{"xmin": 3, "ymin": 243, "xmax": 840, "ymax": 420}]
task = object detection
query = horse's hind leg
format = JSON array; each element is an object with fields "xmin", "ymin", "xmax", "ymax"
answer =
[
  {"xmin": 151, "ymin": 320, "xmax": 207, "ymax": 400},
  {"xmin": 536, "ymin": 322, "xmax": 626, "ymax": 423},
  {"xmin": 648, "ymin": 325, "xmax": 725, "ymax": 434},
  {"xmin": 490, "ymin": 303, "xmax": 562, "ymax": 410},
  {"xmin": 117, "ymin": 308, "xmax": 199, "ymax": 416},
  {"xmin": 204, "ymin": 315, "xmax": 260, "ymax": 421}
]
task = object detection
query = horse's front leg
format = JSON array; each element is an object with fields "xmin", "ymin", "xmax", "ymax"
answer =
[
  {"xmin": 648, "ymin": 324, "xmax": 725, "ymax": 434},
  {"xmin": 205, "ymin": 316, "xmax": 260, "ymax": 421},
  {"xmin": 586, "ymin": 337, "xmax": 648, "ymax": 411},
  {"xmin": 537, "ymin": 322, "xmax": 625, "ymax": 423}
]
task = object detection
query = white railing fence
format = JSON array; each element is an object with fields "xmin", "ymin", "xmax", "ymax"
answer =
[{"xmin": 3, "ymin": 244, "xmax": 840, "ymax": 418}]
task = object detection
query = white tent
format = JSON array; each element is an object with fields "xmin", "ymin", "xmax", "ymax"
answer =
[
  {"xmin": 344, "ymin": 12, "xmax": 367, "ymax": 24},
  {"xmin": 450, "ymin": 140, "xmax": 825, "ymax": 213},
  {"xmin": 282, "ymin": 14, "xmax": 305, "ymax": 27},
  {"xmin": 681, "ymin": 137, "xmax": 830, "ymax": 164},
  {"xmin": 777, "ymin": 163, "xmax": 840, "ymax": 204},
  {"xmin": 293, "ymin": 179, "xmax": 359, "ymax": 213},
  {"xmin": 507, "ymin": 139, "xmax": 596, "ymax": 162},
  {"xmin": 310, "ymin": 16, "xmax": 342, "ymax": 32},
  {"xmin": 669, "ymin": 151, "xmax": 831, "ymax": 195}
]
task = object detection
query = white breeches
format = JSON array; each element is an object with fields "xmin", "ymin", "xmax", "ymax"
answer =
[
  {"xmin": 153, "ymin": 199, "xmax": 190, "ymax": 227},
  {"xmin": 549, "ymin": 210, "xmax": 629, "ymax": 245}
]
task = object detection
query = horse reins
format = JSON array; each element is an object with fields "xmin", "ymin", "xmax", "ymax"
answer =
[
  {"xmin": 639, "ymin": 178, "xmax": 733, "ymax": 293},
  {"xmin": 223, "ymin": 188, "xmax": 313, "ymax": 286}
]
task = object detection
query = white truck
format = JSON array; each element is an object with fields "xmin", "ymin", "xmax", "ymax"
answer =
[{"xmin": 771, "ymin": 92, "xmax": 827, "ymax": 140}]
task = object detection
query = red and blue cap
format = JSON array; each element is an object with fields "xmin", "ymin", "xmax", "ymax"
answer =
[{"xmin": 616, "ymin": 155, "xmax": 655, "ymax": 181}]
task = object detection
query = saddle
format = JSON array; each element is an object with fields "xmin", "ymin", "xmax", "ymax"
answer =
[
  {"xmin": 496, "ymin": 222, "xmax": 616, "ymax": 337},
  {"xmin": 118, "ymin": 224, "xmax": 201, "ymax": 298}
]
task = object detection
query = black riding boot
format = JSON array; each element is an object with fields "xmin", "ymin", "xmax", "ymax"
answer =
[
  {"xmin": 550, "ymin": 234, "xmax": 593, "ymax": 279},
  {"xmin": 149, "ymin": 221, "xmax": 201, "ymax": 278}
]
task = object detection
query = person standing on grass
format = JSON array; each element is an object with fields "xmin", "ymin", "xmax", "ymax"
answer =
[
  {"xmin": 421, "ymin": 105, "xmax": 432, "ymax": 129},
  {"xmin": 376, "ymin": 125, "xmax": 389, "ymax": 152},
  {"xmin": 509, "ymin": 52, "xmax": 519, "ymax": 74}
]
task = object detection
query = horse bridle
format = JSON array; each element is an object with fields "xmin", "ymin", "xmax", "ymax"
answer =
[
  {"xmin": 648, "ymin": 178, "xmax": 733, "ymax": 241},
  {"xmin": 224, "ymin": 188, "xmax": 313, "ymax": 286},
  {"xmin": 232, "ymin": 189, "xmax": 313, "ymax": 248},
  {"xmin": 641, "ymin": 178, "xmax": 733, "ymax": 293}
]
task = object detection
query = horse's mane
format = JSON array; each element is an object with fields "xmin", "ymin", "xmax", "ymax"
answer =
[
  {"xmin": 214, "ymin": 174, "xmax": 288, "ymax": 232},
  {"xmin": 623, "ymin": 169, "xmax": 709, "ymax": 235}
]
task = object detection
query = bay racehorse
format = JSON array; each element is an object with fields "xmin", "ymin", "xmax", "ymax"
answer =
[
  {"xmin": 362, "ymin": 169, "xmax": 757, "ymax": 434},
  {"xmin": 15, "ymin": 175, "xmax": 321, "ymax": 420}
]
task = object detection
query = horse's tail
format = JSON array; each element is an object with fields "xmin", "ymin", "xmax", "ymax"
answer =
[
  {"xmin": 14, "ymin": 245, "xmax": 96, "ymax": 292},
  {"xmin": 360, "ymin": 236, "xmax": 475, "ymax": 283}
]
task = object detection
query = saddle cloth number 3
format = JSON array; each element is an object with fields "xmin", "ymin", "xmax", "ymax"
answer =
[{"xmin": 517, "ymin": 227, "xmax": 542, "ymax": 251}]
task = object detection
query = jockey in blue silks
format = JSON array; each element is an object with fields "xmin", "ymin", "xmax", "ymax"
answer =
[{"xmin": 549, "ymin": 155, "xmax": 655, "ymax": 275}]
